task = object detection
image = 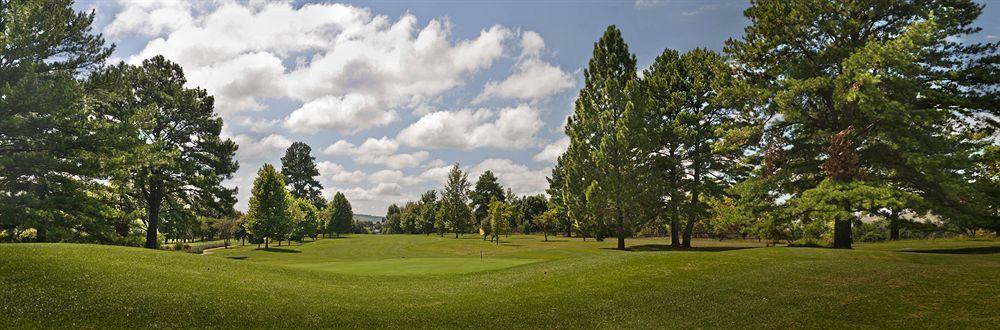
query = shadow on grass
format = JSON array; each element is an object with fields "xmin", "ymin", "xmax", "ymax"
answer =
[
  {"xmin": 541, "ymin": 239, "xmax": 569, "ymax": 243},
  {"xmin": 255, "ymin": 247, "xmax": 302, "ymax": 253},
  {"xmin": 226, "ymin": 256, "xmax": 248, "ymax": 260},
  {"xmin": 903, "ymin": 246, "xmax": 1000, "ymax": 255},
  {"xmin": 605, "ymin": 244, "xmax": 759, "ymax": 252}
]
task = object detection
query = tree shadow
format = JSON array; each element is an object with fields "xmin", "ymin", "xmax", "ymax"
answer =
[
  {"xmin": 226, "ymin": 256, "xmax": 248, "ymax": 260},
  {"xmin": 256, "ymin": 247, "xmax": 302, "ymax": 253},
  {"xmin": 605, "ymin": 244, "xmax": 758, "ymax": 252},
  {"xmin": 541, "ymin": 239, "xmax": 569, "ymax": 243},
  {"xmin": 903, "ymin": 246, "xmax": 1000, "ymax": 255}
]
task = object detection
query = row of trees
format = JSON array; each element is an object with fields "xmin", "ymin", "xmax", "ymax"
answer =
[
  {"xmin": 552, "ymin": 0, "xmax": 999, "ymax": 249},
  {"xmin": 0, "ymin": 1, "xmax": 362, "ymax": 249},
  {"xmin": 245, "ymin": 158, "xmax": 355, "ymax": 248},
  {"xmin": 0, "ymin": 0, "xmax": 239, "ymax": 248},
  {"xmin": 384, "ymin": 166, "xmax": 556, "ymax": 243}
]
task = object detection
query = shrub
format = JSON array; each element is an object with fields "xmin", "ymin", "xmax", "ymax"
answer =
[
  {"xmin": 17, "ymin": 228, "xmax": 38, "ymax": 242},
  {"xmin": 859, "ymin": 230, "xmax": 887, "ymax": 243},
  {"xmin": 788, "ymin": 238, "xmax": 831, "ymax": 248}
]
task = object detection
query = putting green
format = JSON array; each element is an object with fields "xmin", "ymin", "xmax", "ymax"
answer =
[{"xmin": 284, "ymin": 257, "xmax": 543, "ymax": 275}]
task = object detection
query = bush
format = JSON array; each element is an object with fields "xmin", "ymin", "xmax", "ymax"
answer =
[
  {"xmin": 17, "ymin": 228, "xmax": 38, "ymax": 242},
  {"xmin": 859, "ymin": 230, "xmax": 887, "ymax": 243},
  {"xmin": 788, "ymin": 238, "xmax": 831, "ymax": 248}
]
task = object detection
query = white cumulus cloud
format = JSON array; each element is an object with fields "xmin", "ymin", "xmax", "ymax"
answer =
[{"xmin": 397, "ymin": 104, "xmax": 543, "ymax": 149}]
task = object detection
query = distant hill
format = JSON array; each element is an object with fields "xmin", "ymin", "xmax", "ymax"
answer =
[{"xmin": 353, "ymin": 214, "xmax": 384, "ymax": 222}]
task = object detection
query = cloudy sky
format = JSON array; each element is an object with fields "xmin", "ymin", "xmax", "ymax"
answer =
[{"xmin": 75, "ymin": 0, "xmax": 1000, "ymax": 215}]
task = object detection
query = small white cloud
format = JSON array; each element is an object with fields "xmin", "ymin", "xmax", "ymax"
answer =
[
  {"xmin": 316, "ymin": 161, "xmax": 367, "ymax": 184},
  {"xmin": 397, "ymin": 104, "xmax": 544, "ymax": 150},
  {"xmin": 634, "ymin": 0, "xmax": 665, "ymax": 8},
  {"xmin": 323, "ymin": 137, "xmax": 428, "ymax": 169},
  {"xmin": 471, "ymin": 158, "xmax": 551, "ymax": 196},
  {"xmin": 229, "ymin": 134, "xmax": 293, "ymax": 161},
  {"xmin": 519, "ymin": 30, "xmax": 546, "ymax": 58},
  {"xmin": 681, "ymin": 4, "xmax": 720, "ymax": 16},
  {"xmin": 104, "ymin": 0, "xmax": 195, "ymax": 37},
  {"xmin": 533, "ymin": 137, "xmax": 570, "ymax": 163},
  {"xmin": 474, "ymin": 31, "xmax": 573, "ymax": 103},
  {"xmin": 284, "ymin": 94, "xmax": 396, "ymax": 134}
]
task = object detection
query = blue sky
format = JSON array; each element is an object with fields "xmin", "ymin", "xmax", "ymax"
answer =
[{"xmin": 75, "ymin": 0, "xmax": 1000, "ymax": 215}]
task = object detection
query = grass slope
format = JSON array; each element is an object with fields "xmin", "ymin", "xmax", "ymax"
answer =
[{"xmin": 2, "ymin": 235, "xmax": 998, "ymax": 328}]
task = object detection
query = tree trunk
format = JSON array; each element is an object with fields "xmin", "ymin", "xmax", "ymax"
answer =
[
  {"xmin": 144, "ymin": 179, "xmax": 164, "ymax": 249},
  {"xmin": 833, "ymin": 218, "xmax": 852, "ymax": 249},
  {"xmin": 616, "ymin": 210, "xmax": 626, "ymax": 250},
  {"xmin": 543, "ymin": 231, "xmax": 548, "ymax": 242},
  {"xmin": 265, "ymin": 237, "xmax": 269, "ymax": 249},
  {"xmin": 682, "ymin": 184, "xmax": 700, "ymax": 248},
  {"xmin": 889, "ymin": 211, "xmax": 900, "ymax": 241},
  {"xmin": 670, "ymin": 206, "xmax": 680, "ymax": 247}
]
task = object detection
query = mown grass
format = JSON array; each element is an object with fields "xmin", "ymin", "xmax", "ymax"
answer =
[{"xmin": 1, "ymin": 235, "xmax": 998, "ymax": 328}]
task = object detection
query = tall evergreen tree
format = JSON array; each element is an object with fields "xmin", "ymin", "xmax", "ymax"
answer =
[
  {"xmin": 246, "ymin": 164, "xmax": 291, "ymax": 249},
  {"xmin": 545, "ymin": 156, "xmax": 572, "ymax": 237},
  {"xmin": 563, "ymin": 25, "xmax": 655, "ymax": 249},
  {"xmin": 725, "ymin": 0, "xmax": 999, "ymax": 248},
  {"xmin": 280, "ymin": 142, "xmax": 324, "ymax": 208},
  {"xmin": 0, "ymin": 0, "xmax": 116, "ymax": 241},
  {"xmin": 643, "ymin": 48, "xmax": 748, "ymax": 247},
  {"xmin": 105, "ymin": 56, "xmax": 238, "ymax": 249}
]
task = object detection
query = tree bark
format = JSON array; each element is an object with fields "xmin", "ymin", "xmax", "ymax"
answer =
[
  {"xmin": 616, "ymin": 211, "xmax": 626, "ymax": 250},
  {"xmin": 682, "ymin": 172, "xmax": 700, "ymax": 248},
  {"xmin": 889, "ymin": 210, "xmax": 900, "ymax": 241},
  {"xmin": 833, "ymin": 218, "xmax": 852, "ymax": 249},
  {"xmin": 265, "ymin": 237, "xmax": 269, "ymax": 249},
  {"xmin": 670, "ymin": 205, "xmax": 680, "ymax": 247},
  {"xmin": 144, "ymin": 179, "xmax": 164, "ymax": 249}
]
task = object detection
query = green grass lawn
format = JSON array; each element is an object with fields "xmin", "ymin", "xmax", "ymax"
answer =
[{"xmin": 2, "ymin": 235, "xmax": 998, "ymax": 328}]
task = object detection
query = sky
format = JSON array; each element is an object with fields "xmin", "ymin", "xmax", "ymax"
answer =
[{"xmin": 74, "ymin": 0, "xmax": 1000, "ymax": 216}]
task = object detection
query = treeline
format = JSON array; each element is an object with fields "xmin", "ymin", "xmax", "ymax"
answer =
[
  {"xmin": 550, "ymin": 1, "xmax": 999, "ymax": 249},
  {"xmin": 0, "ymin": 1, "xmax": 370, "ymax": 249},
  {"xmin": 0, "ymin": 1, "xmax": 238, "ymax": 248},
  {"xmin": 383, "ymin": 166, "xmax": 557, "ymax": 243}
]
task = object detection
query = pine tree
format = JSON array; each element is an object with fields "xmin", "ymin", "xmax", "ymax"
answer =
[
  {"xmin": 563, "ymin": 25, "xmax": 655, "ymax": 249},
  {"xmin": 725, "ymin": 0, "xmax": 999, "ymax": 248},
  {"xmin": 246, "ymin": 164, "xmax": 292, "ymax": 249},
  {"xmin": 545, "ymin": 156, "xmax": 571, "ymax": 237},
  {"xmin": 281, "ymin": 142, "xmax": 325, "ymax": 209},
  {"xmin": 105, "ymin": 56, "xmax": 238, "ymax": 249},
  {"xmin": 0, "ymin": 0, "xmax": 116, "ymax": 241}
]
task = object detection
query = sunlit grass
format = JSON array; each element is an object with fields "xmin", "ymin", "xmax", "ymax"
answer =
[{"xmin": 1, "ymin": 235, "xmax": 998, "ymax": 328}]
